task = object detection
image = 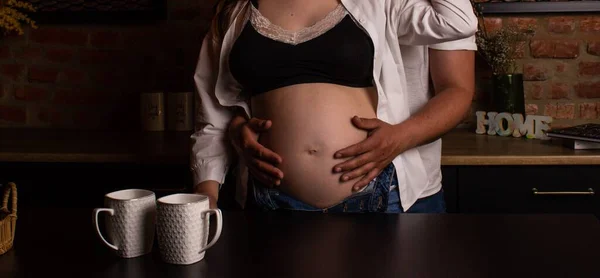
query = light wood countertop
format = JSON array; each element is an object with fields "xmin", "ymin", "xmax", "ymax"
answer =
[
  {"xmin": 1, "ymin": 128, "xmax": 599, "ymax": 165},
  {"xmin": 441, "ymin": 129, "xmax": 600, "ymax": 165}
]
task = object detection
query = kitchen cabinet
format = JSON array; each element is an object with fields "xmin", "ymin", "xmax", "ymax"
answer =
[
  {"xmin": 441, "ymin": 131, "xmax": 599, "ymax": 216},
  {"xmin": 1, "ymin": 129, "xmax": 598, "ymax": 215}
]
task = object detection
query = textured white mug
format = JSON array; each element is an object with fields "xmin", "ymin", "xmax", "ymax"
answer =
[
  {"xmin": 93, "ymin": 189, "xmax": 156, "ymax": 258},
  {"xmin": 156, "ymin": 194, "xmax": 223, "ymax": 265}
]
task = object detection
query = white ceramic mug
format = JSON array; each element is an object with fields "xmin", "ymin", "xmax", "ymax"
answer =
[
  {"xmin": 93, "ymin": 189, "xmax": 156, "ymax": 258},
  {"xmin": 156, "ymin": 194, "xmax": 223, "ymax": 265}
]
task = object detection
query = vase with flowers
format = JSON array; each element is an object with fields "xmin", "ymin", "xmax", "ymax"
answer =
[
  {"xmin": 472, "ymin": 1, "xmax": 535, "ymax": 115},
  {"xmin": 0, "ymin": 0, "xmax": 36, "ymax": 36}
]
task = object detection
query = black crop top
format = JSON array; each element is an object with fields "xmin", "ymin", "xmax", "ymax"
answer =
[{"xmin": 229, "ymin": 3, "xmax": 374, "ymax": 96}]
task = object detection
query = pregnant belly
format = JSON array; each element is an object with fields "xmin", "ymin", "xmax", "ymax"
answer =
[{"xmin": 251, "ymin": 83, "xmax": 378, "ymax": 208}]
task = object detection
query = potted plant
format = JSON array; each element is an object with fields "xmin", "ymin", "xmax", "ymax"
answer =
[
  {"xmin": 472, "ymin": 1, "xmax": 535, "ymax": 114},
  {"xmin": 0, "ymin": 0, "xmax": 36, "ymax": 36}
]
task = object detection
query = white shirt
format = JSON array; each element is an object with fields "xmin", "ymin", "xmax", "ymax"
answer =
[
  {"xmin": 191, "ymin": 0, "xmax": 477, "ymax": 211},
  {"xmin": 400, "ymin": 37, "xmax": 477, "ymax": 201}
]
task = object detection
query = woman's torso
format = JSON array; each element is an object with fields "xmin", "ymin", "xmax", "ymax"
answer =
[
  {"xmin": 230, "ymin": 0, "xmax": 378, "ymax": 208},
  {"xmin": 252, "ymin": 85, "xmax": 377, "ymax": 208}
]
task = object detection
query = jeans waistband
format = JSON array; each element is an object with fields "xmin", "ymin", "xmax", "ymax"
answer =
[{"xmin": 251, "ymin": 163, "xmax": 397, "ymax": 213}]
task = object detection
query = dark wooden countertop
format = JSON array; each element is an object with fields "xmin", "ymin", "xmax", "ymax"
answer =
[
  {"xmin": 1, "ymin": 128, "xmax": 599, "ymax": 165},
  {"xmin": 2, "ymin": 208, "xmax": 599, "ymax": 278}
]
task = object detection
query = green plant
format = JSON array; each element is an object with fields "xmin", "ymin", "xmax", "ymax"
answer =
[
  {"xmin": 0, "ymin": 0, "xmax": 36, "ymax": 36},
  {"xmin": 472, "ymin": 1, "xmax": 535, "ymax": 75}
]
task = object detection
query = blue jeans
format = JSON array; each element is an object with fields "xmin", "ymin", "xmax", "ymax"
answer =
[{"xmin": 250, "ymin": 164, "xmax": 446, "ymax": 213}]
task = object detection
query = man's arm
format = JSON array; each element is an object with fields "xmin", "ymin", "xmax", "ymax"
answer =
[
  {"xmin": 395, "ymin": 49, "xmax": 475, "ymax": 149},
  {"xmin": 330, "ymin": 48, "xmax": 476, "ymax": 189}
]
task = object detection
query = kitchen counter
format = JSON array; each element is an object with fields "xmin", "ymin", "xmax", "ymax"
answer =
[
  {"xmin": 1, "ymin": 128, "xmax": 599, "ymax": 165},
  {"xmin": 1, "ymin": 208, "xmax": 599, "ymax": 278},
  {"xmin": 441, "ymin": 129, "xmax": 600, "ymax": 165},
  {"xmin": 0, "ymin": 129, "xmax": 190, "ymax": 164}
]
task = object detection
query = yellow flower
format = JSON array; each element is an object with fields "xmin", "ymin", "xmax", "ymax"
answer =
[{"xmin": 0, "ymin": 0, "xmax": 37, "ymax": 36}]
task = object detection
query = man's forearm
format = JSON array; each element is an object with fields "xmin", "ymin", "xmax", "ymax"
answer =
[
  {"xmin": 394, "ymin": 86, "xmax": 473, "ymax": 150},
  {"xmin": 394, "ymin": 48, "xmax": 475, "ymax": 150}
]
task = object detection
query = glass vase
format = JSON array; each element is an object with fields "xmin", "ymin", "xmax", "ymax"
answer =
[{"xmin": 490, "ymin": 74, "xmax": 525, "ymax": 114}]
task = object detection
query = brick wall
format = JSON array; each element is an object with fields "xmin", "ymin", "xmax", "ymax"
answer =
[
  {"xmin": 472, "ymin": 14, "xmax": 600, "ymax": 129},
  {"xmin": 1, "ymin": 1, "xmax": 599, "ymax": 130},
  {"xmin": 0, "ymin": 0, "xmax": 215, "ymax": 129}
]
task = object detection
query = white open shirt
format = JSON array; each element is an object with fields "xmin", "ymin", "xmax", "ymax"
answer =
[{"xmin": 191, "ymin": 0, "xmax": 477, "ymax": 211}]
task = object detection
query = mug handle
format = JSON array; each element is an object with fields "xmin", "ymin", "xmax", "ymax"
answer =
[
  {"xmin": 199, "ymin": 208, "xmax": 223, "ymax": 254},
  {"xmin": 93, "ymin": 208, "xmax": 119, "ymax": 251}
]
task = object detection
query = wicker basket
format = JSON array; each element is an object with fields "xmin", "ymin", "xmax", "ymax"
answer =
[{"xmin": 0, "ymin": 182, "xmax": 17, "ymax": 255}]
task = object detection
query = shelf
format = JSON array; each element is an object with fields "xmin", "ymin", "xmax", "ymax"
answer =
[{"xmin": 0, "ymin": 129, "xmax": 190, "ymax": 164}]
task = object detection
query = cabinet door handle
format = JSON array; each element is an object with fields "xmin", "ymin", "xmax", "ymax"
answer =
[{"xmin": 532, "ymin": 188, "xmax": 595, "ymax": 196}]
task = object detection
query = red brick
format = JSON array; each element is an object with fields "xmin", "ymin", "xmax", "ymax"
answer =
[
  {"xmin": 578, "ymin": 62, "xmax": 600, "ymax": 76},
  {"xmin": 526, "ymin": 104, "xmax": 538, "ymax": 115},
  {"xmin": 589, "ymin": 41, "xmax": 600, "ymax": 56},
  {"xmin": 575, "ymin": 82, "xmax": 600, "ymax": 98},
  {"xmin": 46, "ymin": 48, "xmax": 75, "ymax": 63},
  {"xmin": 544, "ymin": 104, "xmax": 557, "ymax": 117},
  {"xmin": 580, "ymin": 17, "xmax": 600, "ymax": 32},
  {"xmin": 72, "ymin": 109, "xmax": 99, "ymax": 127},
  {"xmin": 0, "ymin": 105, "xmax": 26, "ymax": 123},
  {"xmin": 550, "ymin": 124, "xmax": 571, "ymax": 130},
  {"xmin": 13, "ymin": 46, "xmax": 42, "ymax": 60},
  {"xmin": 556, "ymin": 103, "xmax": 575, "ymax": 119},
  {"xmin": 483, "ymin": 18, "xmax": 503, "ymax": 33},
  {"xmin": 1, "ymin": 64, "xmax": 24, "ymax": 81},
  {"xmin": 0, "ymin": 32, "xmax": 25, "ymax": 43},
  {"xmin": 548, "ymin": 17, "xmax": 575, "ymax": 34},
  {"xmin": 0, "ymin": 46, "xmax": 11, "ymax": 59},
  {"xmin": 90, "ymin": 69, "xmax": 126, "ymax": 84},
  {"xmin": 122, "ymin": 29, "xmax": 160, "ymax": 50},
  {"xmin": 0, "ymin": 84, "xmax": 9, "ymax": 99},
  {"xmin": 171, "ymin": 3, "xmax": 213, "ymax": 20},
  {"xmin": 30, "ymin": 28, "xmax": 88, "ymax": 46},
  {"xmin": 90, "ymin": 31, "xmax": 122, "ymax": 48},
  {"xmin": 555, "ymin": 41, "xmax": 580, "ymax": 58},
  {"xmin": 580, "ymin": 103, "xmax": 598, "ymax": 120},
  {"xmin": 507, "ymin": 17, "xmax": 537, "ymax": 31},
  {"xmin": 530, "ymin": 40, "xmax": 553, "ymax": 58},
  {"xmin": 170, "ymin": 6, "xmax": 205, "ymax": 20},
  {"xmin": 530, "ymin": 40, "xmax": 579, "ymax": 59},
  {"xmin": 59, "ymin": 69, "xmax": 87, "ymax": 84},
  {"xmin": 555, "ymin": 62, "xmax": 568, "ymax": 74},
  {"xmin": 14, "ymin": 86, "xmax": 49, "ymax": 101},
  {"xmin": 38, "ymin": 107, "xmax": 62, "ymax": 124},
  {"xmin": 54, "ymin": 88, "xmax": 104, "ymax": 105},
  {"xmin": 80, "ymin": 50, "xmax": 109, "ymax": 64},
  {"xmin": 525, "ymin": 82, "xmax": 544, "ymax": 100},
  {"xmin": 550, "ymin": 83, "xmax": 570, "ymax": 99},
  {"xmin": 523, "ymin": 63, "xmax": 549, "ymax": 81},
  {"xmin": 28, "ymin": 67, "xmax": 60, "ymax": 83},
  {"xmin": 54, "ymin": 88, "xmax": 84, "ymax": 105},
  {"xmin": 80, "ymin": 50, "xmax": 125, "ymax": 64}
]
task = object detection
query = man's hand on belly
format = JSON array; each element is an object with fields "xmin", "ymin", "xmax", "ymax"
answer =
[
  {"xmin": 228, "ymin": 115, "xmax": 285, "ymax": 187},
  {"xmin": 332, "ymin": 116, "xmax": 407, "ymax": 191}
]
